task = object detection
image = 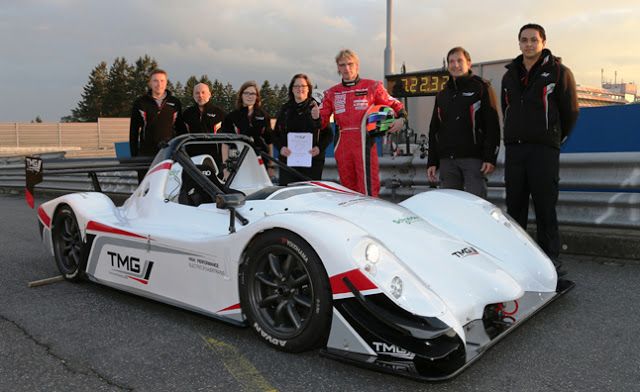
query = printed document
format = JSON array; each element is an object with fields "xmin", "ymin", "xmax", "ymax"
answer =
[{"xmin": 287, "ymin": 132, "xmax": 312, "ymax": 167}]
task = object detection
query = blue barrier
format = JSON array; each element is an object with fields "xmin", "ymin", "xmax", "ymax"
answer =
[
  {"xmin": 562, "ymin": 104, "xmax": 640, "ymax": 153},
  {"xmin": 115, "ymin": 142, "xmax": 131, "ymax": 160}
]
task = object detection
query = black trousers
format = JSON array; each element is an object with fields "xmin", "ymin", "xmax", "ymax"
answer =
[{"xmin": 505, "ymin": 143, "xmax": 560, "ymax": 260}]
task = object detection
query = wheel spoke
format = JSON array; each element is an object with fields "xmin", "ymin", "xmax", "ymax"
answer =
[
  {"xmin": 268, "ymin": 253, "xmax": 284, "ymax": 279},
  {"xmin": 291, "ymin": 274, "xmax": 309, "ymax": 288},
  {"xmin": 281, "ymin": 254, "xmax": 293, "ymax": 277},
  {"xmin": 259, "ymin": 294, "xmax": 281, "ymax": 308},
  {"xmin": 292, "ymin": 294, "xmax": 311, "ymax": 308},
  {"xmin": 274, "ymin": 300, "xmax": 288, "ymax": 326},
  {"xmin": 70, "ymin": 247, "xmax": 80, "ymax": 263},
  {"xmin": 60, "ymin": 231, "xmax": 73, "ymax": 243},
  {"xmin": 255, "ymin": 272, "xmax": 279, "ymax": 288},
  {"xmin": 64, "ymin": 218, "xmax": 73, "ymax": 234},
  {"xmin": 286, "ymin": 302, "xmax": 302, "ymax": 329}
]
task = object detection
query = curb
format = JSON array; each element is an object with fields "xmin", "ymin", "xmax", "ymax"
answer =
[{"xmin": 557, "ymin": 225, "xmax": 640, "ymax": 263}]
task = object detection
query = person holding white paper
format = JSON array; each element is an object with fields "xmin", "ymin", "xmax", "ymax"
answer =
[
  {"xmin": 286, "ymin": 132, "xmax": 313, "ymax": 168},
  {"xmin": 274, "ymin": 74, "xmax": 332, "ymax": 185}
]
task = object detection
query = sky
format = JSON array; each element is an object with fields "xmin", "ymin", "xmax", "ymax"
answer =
[{"xmin": 1, "ymin": 0, "xmax": 639, "ymax": 122}]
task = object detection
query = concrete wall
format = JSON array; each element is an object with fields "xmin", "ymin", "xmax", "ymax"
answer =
[{"xmin": 0, "ymin": 118, "xmax": 129, "ymax": 157}]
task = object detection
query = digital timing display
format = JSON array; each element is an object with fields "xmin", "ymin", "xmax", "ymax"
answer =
[{"xmin": 386, "ymin": 71, "xmax": 449, "ymax": 97}]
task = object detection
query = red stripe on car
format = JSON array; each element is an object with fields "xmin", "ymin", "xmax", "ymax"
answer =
[
  {"xmin": 128, "ymin": 276, "xmax": 148, "ymax": 285},
  {"xmin": 308, "ymin": 181, "xmax": 359, "ymax": 195},
  {"xmin": 147, "ymin": 161, "xmax": 173, "ymax": 176},
  {"xmin": 218, "ymin": 303, "xmax": 241, "ymax": 312},
  {"xmin": 86, "ymin": 221, "xmax": 146, "ymax": 239},
  {"xmin": 37, "ymin": 206, "xmax": 51, "ymax": 228},
  {"xmin": 330, "ymin": 269, "xmax": 377, "ymax": 294}
]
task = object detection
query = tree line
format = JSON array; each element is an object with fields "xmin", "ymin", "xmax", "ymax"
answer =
[{"xmin": 66, "ymin": 55, "xmax": 290, "ymax": 122}]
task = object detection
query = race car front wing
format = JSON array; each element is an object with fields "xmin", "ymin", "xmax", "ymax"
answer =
[{"xmin": 321, "ymin": 277, "xmax": 575, "ymax": 381}]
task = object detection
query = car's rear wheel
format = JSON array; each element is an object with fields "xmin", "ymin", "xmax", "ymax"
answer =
[
  {"xmin": 52, "ymin": 206, "xmax": 86, "ymax": 282},
  {"xmin": 240, "ymin": 230, "xmax": 332, "ymax": 352}
]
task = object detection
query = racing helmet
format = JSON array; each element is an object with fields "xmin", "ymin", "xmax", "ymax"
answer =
[{"xmin": 363, "ymin": 105, "xmax": 396, "ymax": 137}]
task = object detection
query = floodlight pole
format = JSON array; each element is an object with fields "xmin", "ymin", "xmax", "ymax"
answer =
[{"xmin": 384, "ymin": 0, "xmax": 394, "ymax": 78}]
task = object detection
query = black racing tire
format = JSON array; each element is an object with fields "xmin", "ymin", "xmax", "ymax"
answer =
[
  {"xmin": 239, "ymin": 229, "xmax": 332, "ymax": 353},
  {"xmin": 51, "ymin": 206, "xmax": 86, "ymax": 282}
]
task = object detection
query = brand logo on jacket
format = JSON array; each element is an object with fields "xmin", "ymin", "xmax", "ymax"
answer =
[
  {"xmin": 353, "ymin": 98, "xmax": 369, "ymax": 110},
  {"xmin": 334, "ymin": 92, "xmax": 346, "ymax": 114}
]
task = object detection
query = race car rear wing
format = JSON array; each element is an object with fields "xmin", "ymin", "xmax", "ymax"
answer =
[{"xmin": 24, "ymin": 155, "xmax": 152, "ymax": 208}]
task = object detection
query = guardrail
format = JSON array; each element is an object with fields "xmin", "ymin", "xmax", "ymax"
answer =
[{"xmin": 1, "ymin": 151, "xmax": 638, "ymax": 230}]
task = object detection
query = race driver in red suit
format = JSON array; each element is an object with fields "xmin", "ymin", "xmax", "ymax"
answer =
[{"xmin": 320, "ymin": 49, "xmax": 407, "ymax": 197}]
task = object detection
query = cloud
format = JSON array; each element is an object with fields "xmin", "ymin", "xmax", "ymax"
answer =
[
  {"xmin": 320, "ymin": 16, "xmax": 355, "ymax": 32},
  {"xmin": 0, "ymin": 1, "xmax": 639, "ymax": 121}
]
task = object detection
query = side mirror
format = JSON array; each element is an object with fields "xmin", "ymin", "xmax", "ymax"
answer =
[
  {"xmin": 215, "ymin": 193, "xmax": 247, "ymax": 234},
  {"xmin": 215, "ymin": 193, "xmax": 245, "ymax": 210}
]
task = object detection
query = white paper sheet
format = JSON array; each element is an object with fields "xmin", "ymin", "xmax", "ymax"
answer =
[{"xmin": 287, "ymin": 132, "xmax": 312, "ymax": 167}]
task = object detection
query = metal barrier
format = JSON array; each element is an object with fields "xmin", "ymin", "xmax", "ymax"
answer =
[
  {"xmin": 1, "ymin": 151, "xmax": 638, "ymax": 230},
  {"xmin": 0, "ymin": 156, "xmax": 138, "ymax": 194}
]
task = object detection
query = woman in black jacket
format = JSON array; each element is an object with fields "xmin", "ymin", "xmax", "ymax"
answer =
[
  {"xmin": 274, "ymin": 73, "xmax": 331, "ymax": 185},
  {"xmin": 221, "ymin": 80, "xmax": 272, "ymax": 152}
]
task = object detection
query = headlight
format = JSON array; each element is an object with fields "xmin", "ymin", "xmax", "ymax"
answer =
[
  {"xmin": 487, "ymin": 206, "xmax": 513, "ymax": 228},
  {"xmin": 490, "ymin": 208, "xmax": 505, "ymax": 223},
  {"xmin": 485, "ymin": 206, "xmax": 546, "ymax": 254},
  {"xmin": 365, "ymin": 243, "xmax": 380, "ymax": 263},
  {"xmin": 352, "ymin": 238, "xmax": 446, "ymax": 317}
]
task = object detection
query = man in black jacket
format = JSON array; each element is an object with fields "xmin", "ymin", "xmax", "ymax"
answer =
[
  {"xmin": 183, "ymin": 83, "xmax": 227, "ymax": 173},
  {"xmin": 501, "ymin": 24, "xmax": 579, "ymax": 275},
  {"xmin": 183, "ymin": 83, "xmax": 226, "ymax": 134},
  {"xmin": 427, "ymin": 47, "xmax": 500, "ymax": 199},
  {"xmin": 129, "ymin": 69, "xmax": 185, "ymax": 158}
]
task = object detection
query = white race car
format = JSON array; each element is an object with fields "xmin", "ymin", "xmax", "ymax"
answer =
[{"xmin": 34, "ymin": 134, "xmax": 572, "ymax": 381}]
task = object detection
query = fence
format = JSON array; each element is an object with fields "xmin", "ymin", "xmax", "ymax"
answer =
[{"xmin": 0, "ymin": 118, "xmax": 129, "ymax": 157}]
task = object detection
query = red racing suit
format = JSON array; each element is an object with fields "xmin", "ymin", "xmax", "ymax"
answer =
[{"xmin": 320, "ymin": 77, "xmax": 405, "ymax": 197}]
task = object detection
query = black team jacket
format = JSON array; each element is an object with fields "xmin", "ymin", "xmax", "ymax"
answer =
[
  {"xmin": 273, "ymin": 98, "xmax": 332, "ymax": 179},
  {"xmin": 501, "ymin": 48, "xmax": 579, "ymax": 149},
  {"xmin": 183, "ymin": 101, "xmax": 226, "ymax": 134},
  {"xmin": 220, "ymin": 106, "xmax": 272, "ymax": 153},
  {"xmin": 183, "ymin": 101, "xmax": 227, "ymax": 173},
  {"xmin": 427, "ymin": 71, "xmax": 501, "ymax": 168},
  {"xmin": 129, "ymin": 90, "xmax": 185, "ymax": 156}
]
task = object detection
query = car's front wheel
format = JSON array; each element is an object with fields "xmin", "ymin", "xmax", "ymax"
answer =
[
  {"xmin": 52, "ymin": 206, "xmax": 86, "ymax": 282},
  {"xmin": 240, "ymin": 230, "xmax": 332, "ymax": 352}
]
